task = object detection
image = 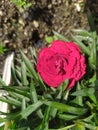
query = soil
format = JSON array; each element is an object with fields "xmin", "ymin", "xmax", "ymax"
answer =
[
  {"xmin": 0, "ymin": 0, "xmax": 98, "ymax": 73},
  {"xmin": 0, "ymin": 0, "xmax": 89, "ymax": 50}
]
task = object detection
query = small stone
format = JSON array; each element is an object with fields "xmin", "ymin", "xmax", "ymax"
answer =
[
  {"xmin": 0, "ymin": 10, "xmax": 3, "ymax": 16},
  {"xmin": 39, "ymin": 34, "xmax": 44, "ymax": 38},
  {"xmin": 75, "ymin": 3, "xmax": 81, "ymax": 12},
  {"xmin": 57, "ymin": 0, "xmax": 62, "ymax": 4},
  {"xmin": 33, "ymin": 20, "xmax": 39, "ymax": 28},
  {"xmin": 4, "ymin": 40, "xmax": 10, "ymax": 44},
  {"xmin": 23, "ymin": 12, "xmax": 29, "ymax": 20},
  {"xmin": 48, "ymin": 4, "xmax": 52, "ymax": 9},
  {"xmin": 24, "ymin": 30, "xmax": 28, "ymax": 36},
  {"xmin": 19, "ymin": 18, "xmax": 25, "ymax": 26}
]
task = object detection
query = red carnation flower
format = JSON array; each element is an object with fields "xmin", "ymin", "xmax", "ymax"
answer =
[{"xmin": 36, "ymin": 40, "xmax": 86, "ymax": 89}]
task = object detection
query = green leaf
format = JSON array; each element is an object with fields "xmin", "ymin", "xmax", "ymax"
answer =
[
  {"xmin": 20, "ymin": 51, "xmax": 38, "ymax": 81},
  {"xmin": 81, "ymin": 121, "xmax": 97, "ymax": 130},
  {"xmin": 21, "ymin": 62, "xmax": 28, "ymax": 86},
  {"xmin": 39, "ymin": 106, "xmax": 51, "ymax": 130},
  {"xmin": 74, "ymin": 82, "xmax": 83, "ymax": 106},
  {"xmin": 1, "ymin": 86, "xmax": 30, "ymax": 98},
  {"xmin": 0, "ymin": 111, "xmax": 20, "ymax": 123},
  {"xmin": 0, "ymin": 96, "xmax": 21, "ymax": 106},
  {"xmin": 82, "ymin": 114, "xmax": 95, "ymax": 123},
  {"xmin": 75, "ymin": 35, "xmax": 93, "ymax": 43},
  {"xmin": 30, "ymin": 82, "xmax": 43, "ymax": 118},
  {"xmin": 58, "ymin": 113, "xmax": 78, "ymax": 121},
  {"xmin": 45, "ymin": 36, "xmax": 53, "ymax": 44},
  {"xmin": 45, "ymin": 101, "xmax": 88, "ymax": 115},
  {"xmin": 56, "ymin": 79, "xmax": 69, "ymax": 100},
  {"xmin": 87, "ymin": 9, "xmax": 95, "ymax": 32},
  {"xmin": 72, "ymin": 123, "xmax": 86, "ymax": 130},
  {"xmin": 37, "ymin": 74, "xmax": 47, "ymax": 91},
  {"xmin": 72, "ymin": 29, "xmax": 92, "ymax": 37},
  {"xmin": 21, "ymin": 98, "xmax": 26, "ymax": 111},
  {"xmin": 9, "ymin": 91, "xmax": 30, "ymax": 103},
  {"xmin": 88, "ymin": 73, "xmax": 96, "ymax": 83},
  {"xmin": 20, "ymin": 101, "xmax": 43, "ymax": 119},
  {"xmin": 50, "ymin": 124, "xmax": 75, "ymax": 130},
  {"xmin": 62, "ymin": 79, "xmax": 69, "ymax": 92},
  {"xmin": 71, "ymin": 88, "xmax": 95, "ymax": 96},
  {"xmin": 30, "ymin": 47, "xmax": 37, "ymax": 65},
  {"xmin": 53, "ymin": 35, "xmax": 59, "ymax": 40},
  {"xmin": 71, "ymin": 34, "xmax": 90, "ymax": 55},
  {"xmin": 11, "ymin": 64, "xmax": 21, "ymax": 85},
  {"xmin": 53, "ymin": 31, "xmax": 69, "ymax": 42}
]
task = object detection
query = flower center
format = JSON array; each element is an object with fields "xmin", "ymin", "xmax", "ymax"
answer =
[{"xmin": 55, "ymin": 57, "xmax": 67, "ymax": 75}]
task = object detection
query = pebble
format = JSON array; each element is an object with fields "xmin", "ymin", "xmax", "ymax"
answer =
[
  {"xmin": 75, "ymin": 3, "xmax": 81, "ymax": 12},
  {"xmin": 19, "ymin": 18, "xmax": 25, "ymax": 26},
  {"xmin": 23, "ymin": 12, "xmax": 29, "ymax": 20},
  {"xmin": 33, "ymin": 20, "xmax": 39, "ymax": 28},
  {"xmin": 4, "ymin": 40, "xmax": 10, "ymax": 44},
  {"xmin": 24, "ymin": 30, "xmax": 28, "ymax": 36},
  {"xmin": 48, "ymin": 4, "xmax": 52, "ymax": 9},
  {"xmin": 0, "ymin": 10, "xmax": 3, "ymax": 16}
]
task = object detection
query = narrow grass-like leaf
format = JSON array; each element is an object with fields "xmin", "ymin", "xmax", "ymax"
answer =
[
  {"xmin": 37, "ymin": 74, "xmax": 47, "ymax": 91},
  {"xmin": 56, "ymin": 80, "xmax": 69, "ymax": 100},
  {"xmin": 89, "ymin": 94, "xmax": 97, "ymax": 104},
  {"xmin": 30, "ymin": 82, "xmax": 43, "ymax": 118},
  {"xmin": 9, "ymin": 92, "xmax": 30, "ymax": 102},
  {"xmin": 81, "ymin": 121, "xmax": 97, "ymax": 130},
  {"xmin": 71, "ymin": 88, "xmax": 95, "ymax": 96},
  {"xmin": 21, "ymin": 62, "xmax": 28, "ymax": 86},
  {"xmin": 30, "ymin": 47, "xmax": 37, "ymax": 65},
  {"xmin": 71, "ymin": 34, "xmax": 90, "ymax": 55},
  {"xmin": 72, "ymin": 29, "xmax": 92, "ymax": 37},
  {"xmin": 11, "ymin": 65, "xmax": 21, "ymax": 85},
  {"xmin": 0, "ymin": 111, "xmax": 20, "ymax": 122},
  {"xmin": 82, "ymin": 114, "xmax": 95, "ymax": 123},
  {"xmin": 88, "ymin": 32, "xmax": 96, "ymax": 68},
  {"xmin": 88, "ymin": 73, "xmax": 96, "ymax": 83},
  {"xmin": 87, "ymin": 9, "xmax": 95, "ymax": 32},
  {"xmin": 20, "ymin": 101, "xmax": 43, "ymax": 119},
  {"xmin": 74, "ymin": 82, "xmax": 83, "ymax": 106},
  {"xmin": 39, "ymin": 106, "xmax": 51, "ymax": 130},
  {"xmin": 1, "ymin": 86, "xmax": 30, "ymax": 98},
  {"xmin": 21, "ymin": 98, "xmax": 26, "ymax": 120},
  {"xmin": 75, "ymin": 36, "xmax": 93, "ymax": 43},
  {"xmin": 49, "ymin": 124, "xmax": 75, "ymax": 130},
  {"xmin": 20, "ymin": 51, "xmax": 38, "ymax": 81},
  {"xmin": 0, "ymin": 96, "xmax": 21, "ymax": 106},
  {"xmin": 72, "ymin": 123, "xmax": 86, "ymax": 130},
  {"xmin": 45, "ymin": 101, "xmax": 88, "ymax": 115},
  {"xmin": 49, "ymin": 107, "xmax": 57, "ymax": 118},
  {"xmin": 58, "ymin": 113, "xmax": 78, "ymax": 121},
  {"xmin": 53, "ymin": 31, "xmax": 69, "ymax": 42}
]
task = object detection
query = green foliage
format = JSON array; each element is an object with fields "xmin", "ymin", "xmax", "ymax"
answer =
[
  {"xmin": 10, "ymin": 0, "xmax": 31, "ymax": 12},
  {"xmin": 0, "ymin": 28, "xmax": 98, "ymax": 129},
  {"xmin": 0, "ymin": 43, "xmax": 7, "ymax": 54}
]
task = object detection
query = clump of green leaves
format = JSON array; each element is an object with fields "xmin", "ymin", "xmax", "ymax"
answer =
[
  {"xmin": 0, "ymin": 28, "xmax": 98, "ymax": 130},
  {"xmin": 10, "ymin": 0, "xmax": 31, "ymax": 12}
]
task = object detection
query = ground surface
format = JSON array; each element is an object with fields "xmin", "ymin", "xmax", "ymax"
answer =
[
  {"xmin": 0, "ymin": 0, "xmax": 89, "ymax": 50},
  {"xmin": 0, "ymin": 0, "xmax": 98, "ymax": 73}
]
